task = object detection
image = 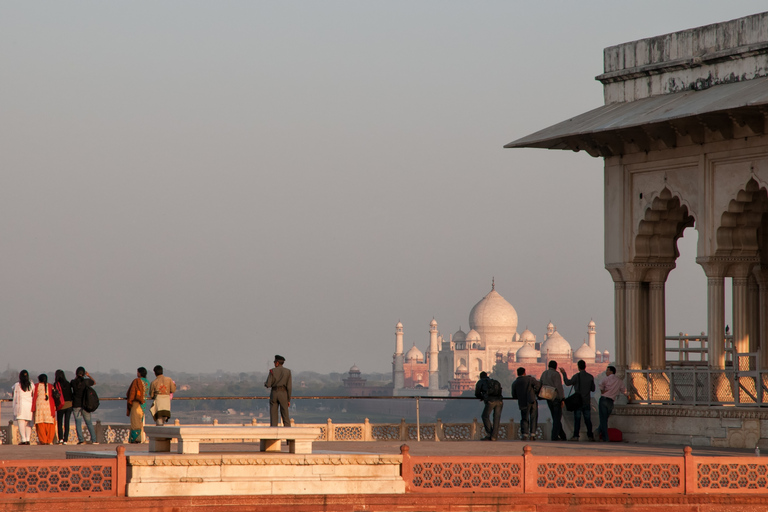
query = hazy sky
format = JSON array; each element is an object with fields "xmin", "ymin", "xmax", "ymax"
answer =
[{"xmin": 2, "ymin": 2, "xmax": 766, "ymax": 376}]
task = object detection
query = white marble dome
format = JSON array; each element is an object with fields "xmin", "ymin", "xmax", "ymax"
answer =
[
  {"xmin": 516, "ymin": 342, "xmax": 538, "ymax": 362},
  {"xmin": 465, "ymin": 329, "xmax": 482, "ymax": 343},
  {"xmin": 453, "ymin": 328, "xmax": 467, "ymax": 343},
  {"xmin": 405, "ymin": 345, "xmax": 424, "ymax": 362},
  {"xmin": 540, "ymin": 330, "xmax": 572, "ymax": 357},
  {"xmin": 469, "ymin": 285, "xmax": 518, "ymax": 343},
  {"xmin": 349, "ymin": 364, "xmax": 360, "ymax": 373},
  {"xmin": 520, "ymin": 328, "xmax": 536, "ymax": 342},
  {"xmin": 574, "ymin": 342, "xmax": 596, "ymax": 360},
  {"xmin": 456, "ymin": 363, "xmax": 468, "ymax": 374},
  {"xmin": 396, "ymin": 321, "xmax": 403, "ymax": 328}
]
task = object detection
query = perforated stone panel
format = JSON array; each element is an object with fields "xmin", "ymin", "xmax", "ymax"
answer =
[
  {"xmin": 371, "ymin": 425, "xmax": 400, "ymax": 440},
  {"xmin": 0, "ymin": 464, "xmax": 114, "ymax": 496},
  {"xmin": 442, "ymin": 424, "xmax": 471, "ymax": 440},
  {"xmin": 412, "ymin": 461, "xmax": 522, "ymax": 491},
  {"xmin": 536, "ymin": 462, "xmax": 682, "ymax": 491},
  {"xmin": 698, "ymin": 462, "xmax": 768, "ymax": 491},
  {"xmin": 334, "ymin": 425, "xmax": 363, "ymax": 441},
  {"xmin": 408, "ymin": 425, "xmax": 435, "ymax": 441}
]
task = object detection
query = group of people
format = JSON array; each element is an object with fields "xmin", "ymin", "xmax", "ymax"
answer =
[
  {"xmin": 10, "ymin": 365, "xmax": 176, "ymax": 445},
  {"xmin": 124, "ymin": 365, "xmax": 176, "ymax": 443},
  {"xmin": 475, "ymin": 360, "xmax": 628, "ymax": 442}
]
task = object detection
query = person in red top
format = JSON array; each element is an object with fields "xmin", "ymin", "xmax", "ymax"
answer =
[{"xmin": 32, "ymin": 374, "xmax": 57, "ymax": 445}]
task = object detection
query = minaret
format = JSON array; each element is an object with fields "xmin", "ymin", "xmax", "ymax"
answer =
[
  {"xmin": 394, "ymin": 321, "xmax": 405, "ymax": 391},
  {"xmin": 428, "ymin": 318, "xmax": 439, "ymax": 392},
  {"xmin": 588, "ymin": 319, "xmax": 596, "ymax": 352}
]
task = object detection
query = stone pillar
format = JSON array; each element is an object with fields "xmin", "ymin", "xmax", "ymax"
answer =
[
  {"xmin": 733, "ymin": 275, "xmax": 750, "ymax": 355},
  {"xmin": 706, "ymin": 275, "xmax": 726, "ymax": 370},
  {"xmin": 625, "ymin": 282, "xmax": 644, "ymax": 370},
  {"xmin": 648, "ymin": 281, "xmax": 666, "ymax": 369},
  {"xmin": 613, "ymin": 281, "xmax": 626, "ymax": 376},
  {"xmin": 749, "ymin": 275, "xmax": 760, "ymax": 353},
  {"xmin": 625, "ymin": 281, "xmax": 647, "ymax": 400},
  {"xmin": 754, "ymin": 267, "xmax": 768, "ymax": 371}
]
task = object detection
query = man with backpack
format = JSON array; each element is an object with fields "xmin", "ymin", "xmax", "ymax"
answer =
[
  {"xmin": 511, "ymin": 367, "xmax": 541, "ymax": 441},
  {"xmin": 474, "ymin": 371, "xmax": 503, "ymax": 441},
  {"xmin": 71, "ymin": 367, "xmax": 98, "ymax": 445}
]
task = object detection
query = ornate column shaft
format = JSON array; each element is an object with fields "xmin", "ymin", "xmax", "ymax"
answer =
[
  {"xmin": 733, "ymin": 276, "xmax": 750, "ymax": 355},
  {"xmin": 753, "ymin": 267, "xmax": 768, "ymax": 370},
  {"xmin": 707, "ymin": 276, "xmax": 726, "ymax": 369},
  {"xmin": 614, "ymin": 281, "xmax": 626, "ymax": 374},
  {"xmin": 625, "ymin": 282, "xmax": 644, "ymax": 370},
  {"xmin": 649, "ymin": 281, "xmax": 666, "ymax": 369},
  {"xmin": 749, "ymin": 275, "xmax": 760, "ymax": 353}
]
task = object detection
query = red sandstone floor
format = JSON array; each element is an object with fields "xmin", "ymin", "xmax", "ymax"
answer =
[{"xmin": 0, "ymin": 439, "xmax": 752, "ymax": 460}]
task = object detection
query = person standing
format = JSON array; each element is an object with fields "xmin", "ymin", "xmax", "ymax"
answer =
[
  {"xmin": 12, "ymin": 370, "xmax": 34, "ymax": 445},
  {"xmin": 126, "ymin": 368, "xmax": 146, "ymax": 443},
  {"xmin": 149, "ymin": 365, "xmax": 176, "ymax": 426},
  {"xmin": 474, "ymin": 371, "xmax": 503, "ymax": 441},
  {"xmin": 511, "ymin": 367, "xmax": 541, "ymax": 441},
  {"xmin": 71, "ymin": 367, "xmax": 98, "ymax": 444},
  {"xmin": 54, "ymin": 370, "xmax": 74, "ymax": 444},
  {"xmin": 597, "ymin": 365, "xmax": 627, "ymax": 442},
  {"xmin": 561, "ymin": 360, "xmax": 596, "ymax": 442},
  {"xmin": 264, "ymin": 355, "xmax": 292, "ymax": 427},
  {"xmin": 32, "ymin": 374, "xmax": 56, "ymax": 445},
  {"xmin": 539, "ymin": 361, "xmax": 567, "ymax": 441},
  {"xmin": 139, "ymin": 367, "xmax": 151, "ymax": 437}
]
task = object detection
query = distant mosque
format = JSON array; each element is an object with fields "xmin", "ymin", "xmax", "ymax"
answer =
[{"xmin": 386, "ymin": 281, "xmax": 609, "ymax": 397}]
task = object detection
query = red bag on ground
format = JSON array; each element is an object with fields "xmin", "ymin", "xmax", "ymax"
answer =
[{"xmin": 607, "ymin": 428, "xmax": 623, "ymax": 442}]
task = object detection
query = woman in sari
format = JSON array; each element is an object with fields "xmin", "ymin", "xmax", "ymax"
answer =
[
  {"xmin": 126, "ymin": 368, "xmax": 146, "ymax": 443},
  {"xmin": 12, "ymin": 370, "xmax": 34, "ymax": 445},
  {"xmin": 32, "ymin": 374, "xmax": 56, "ymax": 444}
]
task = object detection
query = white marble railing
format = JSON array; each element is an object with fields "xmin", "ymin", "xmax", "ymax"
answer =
[{"xmin": 2, "ymin": 417, "xmax": 547, "ymax": 444}]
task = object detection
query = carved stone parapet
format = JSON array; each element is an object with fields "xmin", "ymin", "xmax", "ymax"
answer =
[
  {"xmin": 613, "ymin": 405, "xmax": 768, "ymax": 420},
  {"xmin": 127, "ymin": 453, "xmax": 403, "ymax": 467}
]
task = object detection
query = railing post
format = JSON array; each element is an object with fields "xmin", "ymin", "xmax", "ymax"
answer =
[
  {"xmin": 684, "ymin": 446, "xmax": 695, "ymax": 495},
  {"xmin": 95, "ymin": 421, "xmax": 103, "ymax": 444},
  {"xmin": 509, "ymin": 419, "xmax": 515, "ymax": 440},
  {"xmin": 251, "ymin": 417, "xmax": 257, "ymax": 426},
  {"xmin": 400, "ymin": 418, "xmax": 407, "ymax": 441},
  {"xmin": 327, "ymin": 418, "xmax": 334, "ymax": 441},
  {"xmin": 400, "ymin": 444, "xmax": 412, "ymax": 492},
  {"xmin": 10, "ymin": 420, "xmax": 18, "ymax": 445},
  {"xmin": 435, "ymin": 418, "xmax": 443, "ymax": 441},
  {"xmin": 174, "ymin": 418, "xmax": 180, "ymax": 426},
  {"xmin": 364, "ymin": 418, "xmax": 371, "ymax": 441},
  {"xmin": 213, "ymin": 418, "xmax": 218, "ymax": 426},
  {"xmin": 471, "ymin": 418, "xmax": 478, "ymax": 440},
  {"xmin": 116, "ymin": 445, "xmax": 126, "ymax": 498},
  {"xmin": 523, "ymin": 445, "xmax": 534, "ymax": 493}
]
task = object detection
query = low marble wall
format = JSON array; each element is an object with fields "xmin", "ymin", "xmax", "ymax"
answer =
[
  {"xmin": 126, "ymin": 452, "xmax": 405, "ymax": 497},
  {"xmin": 611, "ymin": 405, "xmax": 768, "ymax": 449}
]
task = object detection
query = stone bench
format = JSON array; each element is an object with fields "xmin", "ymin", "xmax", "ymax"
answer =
[{"xmin": 144, "ymin": 426, "xmax": 322, "ymax": 455}]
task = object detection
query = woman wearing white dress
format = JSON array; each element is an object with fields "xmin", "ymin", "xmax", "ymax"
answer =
[{"xmin": 12, "ymin": 370, "xmax": 34, "ymax": 445}]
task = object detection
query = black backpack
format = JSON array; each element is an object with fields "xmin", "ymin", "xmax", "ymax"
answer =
[
  {"xmin": 487, "ymin": 378, "xmax": 502, "ymax": 398},
  {"xmin": 83, "ymin": 386, "xmax": 100, "ymax": 413}
]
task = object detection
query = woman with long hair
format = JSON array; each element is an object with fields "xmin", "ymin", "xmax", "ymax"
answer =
[
  {"xmin": 54, "ymin": 369, "xmax": 74, "ymax": 444},
  {"xmin": 32, "ymin": 374, "xmax": 56, "ymax": 444},
  {"xmin": 12, "ymin": 370, "xmax": 34, "ymax": 445}
]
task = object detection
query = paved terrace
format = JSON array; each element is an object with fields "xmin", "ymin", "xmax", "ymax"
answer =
[{"xmin": 0, "ymin": 439, "xmax": 754, "ymax": 459}]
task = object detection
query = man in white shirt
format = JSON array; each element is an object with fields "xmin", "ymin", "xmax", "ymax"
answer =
[{"xmin": 597, "ymin": 365, "xmax": 627, "ymax": 442}]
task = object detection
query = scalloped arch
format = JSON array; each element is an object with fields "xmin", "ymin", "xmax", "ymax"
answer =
[
  {"xmin": 716, "ymin": 178, "xmax": 768, "ymax": 260},
  {"xmin": 634, "ymin": 187, "xmax": 695, "ymax": 263}
]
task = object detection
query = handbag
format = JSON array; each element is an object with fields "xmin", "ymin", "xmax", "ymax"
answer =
[
  {"xmin": 538, "ymin": 385, "xmax": 557, "ymax": 401},
  {"xmin": 564, "ymin": 386, "xmax": 583, "ymax": 411}
]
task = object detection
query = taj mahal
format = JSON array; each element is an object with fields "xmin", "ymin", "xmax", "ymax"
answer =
[{"xmin": 388, "ymin": 280, "xmax": 609, "ymax": 397}]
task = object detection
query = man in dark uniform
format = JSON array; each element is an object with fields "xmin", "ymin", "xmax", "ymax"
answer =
[{"xmin": 264, "ymin": 355, "xmax": 292, "ymax": 427}]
